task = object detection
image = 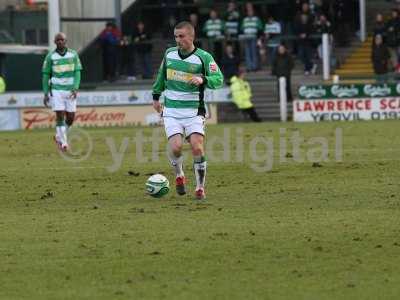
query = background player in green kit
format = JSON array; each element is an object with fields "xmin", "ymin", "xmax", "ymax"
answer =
[
  {"xmin": 42, "ymin": 32, "xmax": 82, "ymax": 151},
  {"xmin": 152, "ymin": 21, "xmax": 224, "ymax": 200}
]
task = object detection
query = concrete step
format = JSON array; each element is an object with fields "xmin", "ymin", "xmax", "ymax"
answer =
[
  {"xmin": 356, "ymin": 50, "xmax": 372, "ymax": 54},
  {"xmin": 353, "ymin": 50, "xmax": 372, "ymax": 55},
  {"xmin": 358, "ymin": 45, "xmax": 372, "ymax": 49},
  {"xmin": 358, "ymin": 44, "xmax": 373, "ymax": 49},
  {"xmin": 253, "ymin": 105, "xmax": 282, "ymax": 110},
  {"xmin": 336, "ymin": 68, "xmax": 374, "ymax": 74},
  {"xmin": 341, "ymin": 63, "xmax": 373, "ymax": 68},
  {"xmin": 348, "ymin": 48, "xmax": 372, "ymax": 53},
  {"xmin": 336, "ymin": 70, "xmax": 374, "ymax": 77},
  {"xmin": 345, "ymin": 58, "xmax": 372, "ymax": 63},
  {"xmin": 345, "ymin": 54, "xmax": 370, "ymax": 59},
  {"xmin": 339, "ymin": 66, "xmax": 374, "ymax": 72}
]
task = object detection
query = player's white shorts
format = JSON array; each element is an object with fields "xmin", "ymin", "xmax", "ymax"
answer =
[
  {"xmin": 163, "ymin": 116, "xmax": 205, "ymax": 139},
  {"xmin": 51, "ymin": 90, "xmax": 77, "ymax": 112}
]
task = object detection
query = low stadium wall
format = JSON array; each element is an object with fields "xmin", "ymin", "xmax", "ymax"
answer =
[
  {"xmin": 0, "ymin": 88, "xmax": 231, "ymax": 131},
  {"xmin": 294, "ymin": 83, "xmax": 400, "ymax": 122}
]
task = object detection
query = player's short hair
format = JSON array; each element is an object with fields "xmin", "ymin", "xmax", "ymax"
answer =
[
  {"xmin": 54, "ymin": 32, "xmax": 67, "ymax": 41},
  {"xmin": 174, "ymin": 21, "xmax": 195, "ymax": 36}
]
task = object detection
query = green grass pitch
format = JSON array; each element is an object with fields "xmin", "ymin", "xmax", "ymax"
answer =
[{"xmin": 0, "ymin": 121, "xmax": 399, "ymax": 299}]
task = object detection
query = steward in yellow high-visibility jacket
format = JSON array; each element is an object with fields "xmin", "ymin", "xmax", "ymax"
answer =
[
  {"xmin": 229, "ymin": 67, "xmax": 261, "ymax": 122},
  {"xmin": 230, "ymin": 75, "xmax": 253, "ymax": 109},
  {"xmin": 0, "ymin": 76, "xmax": 5, "ymax": 93}
]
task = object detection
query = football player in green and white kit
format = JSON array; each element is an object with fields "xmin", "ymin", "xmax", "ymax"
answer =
[
  {"xmin": 152, "ymin": 21, "xmax": 224, "ymax": 200},
  {"xmin": 42, "ymin": 32, "xmax": 82, "ymax": 151}
]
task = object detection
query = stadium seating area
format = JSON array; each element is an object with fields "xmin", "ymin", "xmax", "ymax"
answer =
[{"xmin": 97, "ymin": 0, "xmax": 359, "ymax": 82}]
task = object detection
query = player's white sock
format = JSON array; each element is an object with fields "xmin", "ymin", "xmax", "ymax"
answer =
[
  {"xmin": 194, "ymin": 156, "xmax": 207, "ymax": 189},
  {"xmin": 61, "ymin": 126, "xmax": 67, "ymax": 145},
  {"xmin": 55, "ymin": 128, "xmax": 61, "ymax": 143},
  {"xmin": 168, "ymin": 152, "xmax": 184, "ymax": 178},
  {"xmin": 56, "ymin": 120, "xmax": 67, "ymax": 145}
]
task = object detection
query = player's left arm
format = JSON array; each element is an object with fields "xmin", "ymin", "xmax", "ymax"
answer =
[
  {"xmin": 71, "ymin": 52, "xmax": 83, "ymax": 99},
  {"xmin": 202, "ymin": 53, "xmax": 224, "ymax": 89}
]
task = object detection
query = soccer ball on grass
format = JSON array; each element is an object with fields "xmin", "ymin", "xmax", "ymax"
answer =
[{"xmin": 146, "ymin": 174, "xmax": 170, "ymax": 198}]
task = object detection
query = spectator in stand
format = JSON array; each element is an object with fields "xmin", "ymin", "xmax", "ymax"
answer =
[
  {"xmin": 165, "ymin": 15, "xmax": 177, "ymax": 43},
  {"xmin": 274, "ymin": 1, "xmax": 296, "ymax": 48},
  {"xmin": 295, "ymin": 14, "xmax": 315, "ymax": 75},
  {"xmin": 203, "ymin": 9, "xmax": 224, "ymax": 39},
  {"xmin": 225, "ymin": 1, "xmax": 240, "ymax": 40},
  {"xmin": 241, "ymin": 3, "xmax": 263, "ymax": 72},
  {"xmin": 224, "ymin": 1, "xmax": 241, "ymax": 54},
  {"xmin": 162, "ymin": 0, "xmax": 177, "ymax": 38},
  {"xmin": 372, "ymin": 34, "xmax": 391, "ymax": 83},
  {"xmin": 310, "ymin": 0, "xmax": 324, "ymax": 17},
  {"xmin": 294, "ymin": 0, "xmax": 309, "ymax": 13},
  {"xmin": 264, "ymin": 15, "xmax": 282, "ymax": 66},
  {"xmin": 293, "ymin": 1, "xmax": 314, "ymax": 56},
  {"xmin": 333, "ymin": 0, "xmax": 352, "ymax": 47},
  {"xmin": 189, "ymin": 13, "xmax": 202, "ymax": 47},
  {"xmin": 189, "ymin": 13, "xmax": 200, "ymax": 33},
  {"xmin": 373, "ymin": 13, "xmax": 387, "ymax": 40},
  {"xmin": 295, "ymin": 2, "xmax": 315, "ymax": 25},
  {"xmin": 119, "ymin": 35, "xmax": 136, "ymax": 81},
  {"xmin": 203, "ymin": 9, "xmax": 224, "ymax": 63},
  {"xmin": 322, "ymin": 0, "xmax": 334, "ymax": 18},
  {"xmin": 272, "ymin": 44, "xmax": 294, "ymax": 102},
  {"xmin": 230, "ymin": 65, "xmax": 261, "ymax": 122},
  {"xmin": 314, "ymin": 14, "xmax": 333, "ymax": 61},
  {"xmin": 385, "ymin": 9, "xmax": 400, "ymax": 71},
  {"xmin": 221, "ymin": 43, "xmax": 241, "ymax": 84},
  {"xmin": 132, "ymin": 21, "xmax": 153, "ymax": 79},
  {"xmin": 276, "ymin": 0, "xmax": 295, "ymax": 35},
  {"xmin": 99, "ymin": 22, "xmax": 121, "ymax": 82}
]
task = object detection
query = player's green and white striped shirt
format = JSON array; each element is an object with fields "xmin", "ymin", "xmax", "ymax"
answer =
[
  {"xmin": 152, "ymin": 47, "xmax": 224, "ymax": 119},
  {"xmin": 42, "ymin": 48, "xmax": 82, "ymax": 92}
]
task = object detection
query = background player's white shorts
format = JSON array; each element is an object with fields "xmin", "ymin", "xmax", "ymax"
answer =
[
  {"xmin": 163, "ymin": 116, "xmax": 205, "ymax": 139},
  {"xmin": 51, "ymin": 90, "xmax": 77, "ymax": 112}
]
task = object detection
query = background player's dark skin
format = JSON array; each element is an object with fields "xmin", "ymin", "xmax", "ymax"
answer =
[{"xmin": 43, "ymin": 33, "xmax": 77, "ymax": 128}]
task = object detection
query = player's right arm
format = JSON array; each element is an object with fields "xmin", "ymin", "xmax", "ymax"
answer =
[
  {"xmin": 71, "ymin": 51, "xmax": 83, "ymax": 99},
  {"xmin": 42, "ymin": 53, "xmax": 52, "ymax": 107},
  {"xmin": 152, "ymin": 55, "xmax": 167, "ymax": 113}
]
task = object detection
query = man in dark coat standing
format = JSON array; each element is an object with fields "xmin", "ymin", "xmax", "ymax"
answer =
[
  {"xmin": 99, "ymin": 22, "xmax": 121, "ymax": 82},
  {"xmin": 372, "ymin": 34, "xmax": 390, "ymax": 83},
  {"xmin": 294, "ymin": 13, "xmax": 314, "ymax": 75},
  {"xmin": 132, "ymin": 21, "xmax": 153, "ymax": 79},
  {"xmin": 272, "ymin": 44, "xmax": 294, "ymax": 102},
  {"xmin": 221, "ymin": 44, "xmax": 241, "ymax": 84}
]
